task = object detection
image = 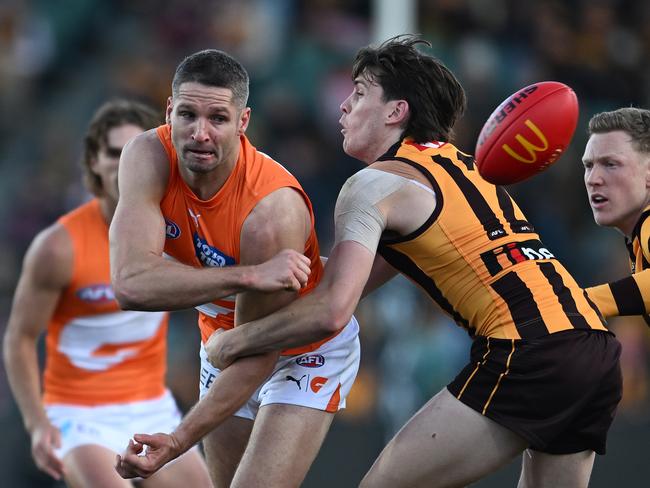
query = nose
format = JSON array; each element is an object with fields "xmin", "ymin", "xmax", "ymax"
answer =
[
  {"xmin": 340, "ymin": 95, "xmax": 351, "ymax": 114},
  {"xmin": 585, "ymin": 165, "xmax": 603, "ymax": 187},
  {"xmin": 191, "ymin": 118, "xmax": 209, "ymax": 142}
]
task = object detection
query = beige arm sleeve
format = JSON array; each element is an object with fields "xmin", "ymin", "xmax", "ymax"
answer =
[{"xmin": 334, "ymin": 168, "xmax": 411, "ymax": 254}]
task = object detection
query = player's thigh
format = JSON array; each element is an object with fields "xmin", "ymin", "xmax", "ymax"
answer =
[
  {"xmin": 141, "ymin": 447, "xmax": 211, "ymax": 488},
  {"xmin": 517, "ymin": 449, "xmax": 595, "ymax": 488},
  {"xmin": 231, "ymin": 403, "xmax": 335, "ymax": 488},
  {"xmin": 361, "ymin": 388, "xmax": 528, "ymax": 488},
  {"xmin": 63, "ymin": 444, "xmax": 133, "ymax": 488},
  {"xmin": 201, "ymin": 414, "xmax": 254, "ymax": 488}
]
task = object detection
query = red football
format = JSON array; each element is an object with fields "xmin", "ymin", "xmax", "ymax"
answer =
[{"xmin": 475, "ymin": 81, "xmax": 579, "ymax": 185}]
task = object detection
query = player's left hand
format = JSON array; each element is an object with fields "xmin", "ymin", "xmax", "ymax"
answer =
[
  {"xmin": 205, "ymin": 328, "xmax": 236, "ymax": 370},
  {"xmin": 115, "ymin": 433, "xmax": 182, "ymax": 479}
]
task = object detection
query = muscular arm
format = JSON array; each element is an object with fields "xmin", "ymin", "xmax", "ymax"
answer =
[
  {"xmin": 208, "ymin": 164, "xmax": 436, "ymax": 365},
  {"xmin": 214, "ymin": 240, "xmax": 377, "ymax": 358},
  {"xmin": 116, "ymin": 188, "xmax": 313, "ymax": 477},
  {"xmin": 110, "ymin": 132, "xmax": 310, "ymax": 311},
  {"xmin": 362, "ymin": 254, "xmax": 399, "ymax": 298},
  {"xmin": 2, "ymin": 225, "xmax": 71, "ymax": 479}
]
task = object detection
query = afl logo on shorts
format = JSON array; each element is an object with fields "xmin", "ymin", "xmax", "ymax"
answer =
[
  {"xmin": 165, "ymin": 219, "xmax": 181, "ymax": 239},
  {"xmin": 77, "ymin": 284, "xmax": 115, "ymax": 303},
  {"xmin": 296, "ymin": 354, "xmax": 325, "ymax": 368}
]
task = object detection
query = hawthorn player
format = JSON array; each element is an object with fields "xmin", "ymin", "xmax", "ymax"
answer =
[
  {"xmin": 583, "ymin": 107, "xmax": 650, "ymax": 323},
  {"xmin": 206, "ymin": 35, "xmax": 622, "ymax": 488}
]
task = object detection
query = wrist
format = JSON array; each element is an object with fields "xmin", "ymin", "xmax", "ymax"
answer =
[
  {"xmin": 239, "ymin": 265, "xmax": 258, "ymax": 292},
  {"xmin": 169, "ymin": 430, "xmax": 192, "ymax": 458},
  {"xmin": 25, "ymin": 413, "xmax": 49, "ymax": 434}
]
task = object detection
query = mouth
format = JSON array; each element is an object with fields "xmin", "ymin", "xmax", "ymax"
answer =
[
  {"xmin": 186, "ymin": 147, "xmax": 215, "ymax": 159},
  {"xmin": 590, "ymin": 193, "xmax": 608, "ymax": 209}
]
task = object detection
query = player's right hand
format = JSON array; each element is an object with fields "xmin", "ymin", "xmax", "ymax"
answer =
[
  {"xmin": 254, "ymin": 249, "xmax": 311, "ymax": 292},
  {"xmin": 30, "ymin": 420, "xmax": 65, "ymax": 480},
  {"xmin": 115, "ymin": 433, "xmax": 181, "ymax": 479}
]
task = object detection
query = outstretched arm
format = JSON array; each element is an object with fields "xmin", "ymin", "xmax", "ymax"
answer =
[
  {"xmin": 586, "ymin": 214, "xmax": 650, "ymax": 322},
  {"xmin": 116, "ymin": 187, "xmax": 313, "ymax": 479},
  {"xmin": 3, "ymin": 225, "xmax": 71, "ymax": 480},
  {"xmin": 207, "ymin": 164, "xmax": 437, "ymax": 368},
  {"xmin": 586, "ymin": 270, "xmax": 650, "ymax": 320},
  {"xmin": 110, "ymin": 132, "xmax": 311, "ymax": 311}
]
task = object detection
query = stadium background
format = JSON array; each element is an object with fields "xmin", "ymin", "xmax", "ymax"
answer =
[{"xmin": 1, "ymin": 0, "xmax": 649, "ymax": 486}]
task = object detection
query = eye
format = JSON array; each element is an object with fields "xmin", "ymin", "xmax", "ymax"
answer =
[
  {"xmin": 178, "ymin": 110, "xmax": 194, "ymax": 119},
  {"xmin": 105, "ymin": 147, "xmax": 122, "ymax": 159}
]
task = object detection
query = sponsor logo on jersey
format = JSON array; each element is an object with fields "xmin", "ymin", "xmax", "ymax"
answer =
[
  {"xmin": 481, "ymin": 239, "xmax": 555, "ymax": 276},
  {"xmin": 310, "ymin": 376, "xmax": 328, "ymax": 393},
  {"xmin": 193, "ymin": 233, "xmax": 236, "ymax": 267},
  {"xmin": 165, "ymin": 219, "xmax": 181, "ymax": 239},
  {"xmin": 77, "ymin": 284, "xmax": 115, "ymax": 303},
  {"xmin": 296, "ymin": 354, "xmax": 325, "ymax": 368}
]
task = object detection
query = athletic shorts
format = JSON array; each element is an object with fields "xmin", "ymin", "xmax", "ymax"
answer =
[
  {"xmin": 199, "ymin": 316, "xmax": 360, "ymax": 420},
  {"xmin": 447, "ymin": 329, "xmax": 622, "ymax": 455},
  {"xmin": 46, "ymin": 390, "xmax": 184, "ymax": 459}
]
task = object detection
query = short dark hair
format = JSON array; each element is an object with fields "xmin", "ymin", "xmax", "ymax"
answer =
[
  {"xmin": 588, "ymin": 107, "xmax": 650, "ymax": 154},
  {"xmin": 352, "ymin": 34, "xmax": 466, "ymax": 143},
  {"xmin": 82, "ymin": 99, "xmax": 160, "ymax": 196},
  {"xmin": 172, "ymin": 49, "xmax": 249, "ymax": 109}
]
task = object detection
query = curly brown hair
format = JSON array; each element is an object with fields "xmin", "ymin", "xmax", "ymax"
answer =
[
  {"xmin": 352, "ymin": 34, "xmax": 466, "ymax": 143},
  {"xmin": 82, "ymin": 99, "xmax": 161, "ymax": 196}
]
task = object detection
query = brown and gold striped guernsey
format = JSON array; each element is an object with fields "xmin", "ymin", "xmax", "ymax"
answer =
[
  {"xmin": 586, "ymin": 205, "xmax": 650, "ymax": 324},
  {"xmin": 376, "ymin": 138, "xmax": 607, "ymax": 339}
]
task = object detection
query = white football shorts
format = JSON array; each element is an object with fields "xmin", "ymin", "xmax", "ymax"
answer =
[
  {"xmin": 46, "ymin": 390, "xmax": 184, "ymax": 459},
  {"xmin": 199, "ymin": 316, "xmax": 360, "ymax": 420}
]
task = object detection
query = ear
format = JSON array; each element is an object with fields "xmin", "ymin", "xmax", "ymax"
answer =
[
  {"xmin": 645, "ymin": 156, "xmax": 650, "ymax": 188},
  {"xmin": 88, "ymin": 155, "xmax": 99, "ymax": 171},
  {"xmin": 238, "ymin": 107, "xmax": 251, "ymax": 135},
  {"xmin": 386, "ymin": 99, "xmax": 409, "ymax": 126},
  {"xmin": 165, "ymin": 96, "xmax": 173, "ymax": 125}
]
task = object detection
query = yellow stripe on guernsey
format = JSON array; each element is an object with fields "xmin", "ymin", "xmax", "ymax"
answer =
[{"xmin": 376, "ymin": 139, "xmax": 607, "ymax": 340}]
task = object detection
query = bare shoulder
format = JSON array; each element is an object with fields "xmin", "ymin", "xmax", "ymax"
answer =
[
  {"xmin": 119, "ymin": 128, "xmax": 170, "ymax": 200},
  {"xmin": 243, "ymin": 187, "xmax": 309, "ymax": 237},
  {"xmin": 22, "ymin": 222, "xmax": 73, "ymax": 289}
]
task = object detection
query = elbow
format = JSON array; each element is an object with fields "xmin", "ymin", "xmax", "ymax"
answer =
[
  {"xmin": 112, "ymin": 274, "xmax": 148, "ymax": 311},
  {"xmin": 315, "ymin": 303, "xmax": 352, "ymax": 336}
]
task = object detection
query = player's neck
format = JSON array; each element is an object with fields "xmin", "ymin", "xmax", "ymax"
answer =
[
  {"xmin": 365, "ymin": 133, "xmax": 402, "ymax": 165},
  {"xmin": 98, "ymin": 196, "xmax": 117, "ymax": 225}
]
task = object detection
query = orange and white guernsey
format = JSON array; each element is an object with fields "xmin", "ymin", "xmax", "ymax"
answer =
[
  {"xmin": 156, "ymin": 124, "xmax": 331, "ymax": 355},
  {"xmin": 44, "ymin": 199, "xmax": 168, "ymax": 406}
]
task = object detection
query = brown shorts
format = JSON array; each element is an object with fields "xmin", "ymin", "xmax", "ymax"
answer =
[{"xmin": 447, "ymin": 329, "xmax": 622, "ymax": 455}]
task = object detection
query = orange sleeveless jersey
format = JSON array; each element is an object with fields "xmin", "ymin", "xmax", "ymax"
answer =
[
  {"xmin": 44, "ymin": 199, "xmax": 168, "ymax": 406},
  {"xmin": 376, "ymin": 139, "xmax": 607, "ymax": 340},
  {"xmin": 156, "ymin": 125, "xmax": 330, "ymax": 355}
]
